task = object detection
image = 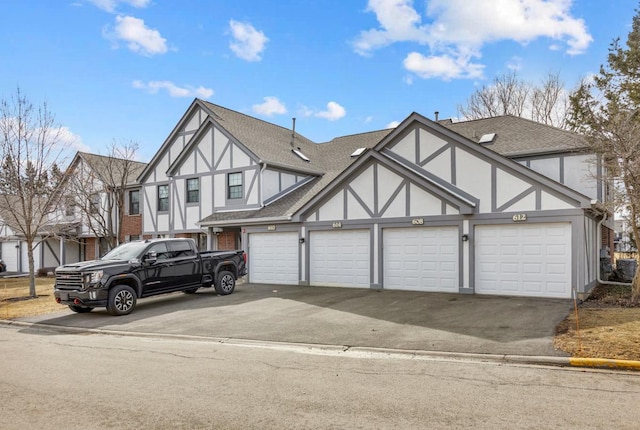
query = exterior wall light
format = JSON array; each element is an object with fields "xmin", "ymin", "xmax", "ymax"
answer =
[
  {"xmin": 461, "ymin": 234, "xmax": 469, "ymax": 242},
  {"xmin": 299, "ymin": 238, "xmax": 305, "ymax": 244}
]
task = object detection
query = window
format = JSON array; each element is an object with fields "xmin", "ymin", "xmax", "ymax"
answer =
[
  {"xmin": 89, "ymin": 194, "xmax": 100, "ymax": 214},
  {"xmin": 148, "ymin": 242, "xmax": 170, "ymax": 260},
  {"xmin": 228, "ymin": 172, "xmax": 243, "ymax": 199},
  {"xmin": 186, "ymin": 178, "xmax": 199, "ymax": 203},
  {"xmin": 169, "ymin": 240, "xmax": 196, "ymax": 258},
  {"xmin": 157, "ymin": 185, "xmax": 169, "ymax": 211},
  {"xmin": 129, "ymin": 190, "xmax": 140, "ymax": 215},
  {"xmin": 65, "ymin": 198, "xmax": 75, "ymax": 217}
]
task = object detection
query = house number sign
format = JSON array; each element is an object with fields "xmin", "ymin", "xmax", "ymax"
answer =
[
  {"xmin": 267, "ymin": 225, "xmax": 276, "ymax": 231},
  {"xmin": 332, "ymin": 222, "xmax": 342, "ymax": 228},
  {"xmin": 512, "ymin": 213, "xmax": 527, "ymax": 222},
  {"xmin": 411, "ymin": 218, "xmax": 424, "ymax": 225}
]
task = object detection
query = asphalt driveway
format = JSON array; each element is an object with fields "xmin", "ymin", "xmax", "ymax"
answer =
[{"xmin": 18, "ymin": 283, "xmax": 573, "ymax": 356}]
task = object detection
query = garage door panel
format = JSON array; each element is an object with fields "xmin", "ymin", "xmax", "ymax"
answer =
[
  {"xmin": 475, "ymin": 223, "xmax": 571, "ymax": 298},
  {"xmin": 249, "ymin": 232, "xmax": 298, "ymax": 285},
  {"xmin": 310, "ymin": 230, "xmax": 370, "ymax": 288},
  {"xmin": 383, "ymin": 226, "xmax": 459, "ymax": 293}
]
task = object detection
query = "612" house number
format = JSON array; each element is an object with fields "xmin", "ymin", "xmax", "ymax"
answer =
[{"xmin": 512, "ymin": 213, "xmax": 527, "ymax": 222}]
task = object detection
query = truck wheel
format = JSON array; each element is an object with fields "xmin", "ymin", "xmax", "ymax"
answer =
[
  {"xmin": 215, "ymin": 270, "xmax": 235, "ymax": 295},
  {"xmin": 68, "ymin": 305, "xmax": 94, "ymax": 313},
  {"xmin": 107, "ymin": 285, "xmax": 137, "ymax": 316},
  {"xmin": 183, "ymin": 288, "xmax": 199, "ymax": 294}
]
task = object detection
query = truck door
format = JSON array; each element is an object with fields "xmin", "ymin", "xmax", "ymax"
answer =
[
  {"xmin": 143, "ymin": 242, "xmax": 173, "ymax": 293},
  {"xmin": 166, "ymin": 240, "xmax": 201, "ymax": 288}
]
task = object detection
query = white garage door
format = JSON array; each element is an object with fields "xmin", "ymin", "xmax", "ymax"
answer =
[
  {"xmin": 249, "ymin": 232, "xmax": 298, "ymax": 285},
  {"xmin": 383, "ymin": 227, "xmax": 459, "ymax": 292},
  {"xmin": 310, "ymin": 230, "xmax": 370, "ymax": 288},
  {"xmin": 475, "ymin": 223, "xmax": 572, "ymax": 298},
  {"xmin": 2, "ymin": 241, "xmax": 19, "ymax": 272}
]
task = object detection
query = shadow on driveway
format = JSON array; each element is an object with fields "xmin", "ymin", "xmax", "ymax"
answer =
[{"xmin": 17, "ymin": 283, "xmax": 573, "ymax": 356}]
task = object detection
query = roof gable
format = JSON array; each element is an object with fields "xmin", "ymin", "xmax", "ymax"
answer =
[{"xmin": 295, "ymin": 113, "xmax": 591, "ymax": 219}]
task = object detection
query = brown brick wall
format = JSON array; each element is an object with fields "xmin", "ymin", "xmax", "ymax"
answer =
[
  {"xmin": 120, "ymin": 214, "xmax": 142, "ymax": 242},
  {"xmin": 217, "ymin": 231, "xmax": 237, "ymax": 250},
  {"xmin": 84, "ymin": 237, "xmax": 98, "ymax": 260},
  {"xmin": 602, "ymin": 225, "xmax": 614, "ymax": 262}
]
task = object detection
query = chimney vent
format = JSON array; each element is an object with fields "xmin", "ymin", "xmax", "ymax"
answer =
[
  {"xmin": 290, "ymin": 118, "xmax": 296, "ymax": 147},
  {"xmin": 434, "ymin": 111, "xmax": 439, "ymax": 121}
]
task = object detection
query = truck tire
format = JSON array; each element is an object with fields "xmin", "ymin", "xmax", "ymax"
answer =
[
  {"xmin": 68, "ymin": 305, "xmax": 94, "ymax": 313},
  {"xmin": 214, "ymin": 270, "xmax": 235, "ymax": 295},
  {"xmin": 106, "ymin": 285, "xmax": 137, "ymax": 316}
]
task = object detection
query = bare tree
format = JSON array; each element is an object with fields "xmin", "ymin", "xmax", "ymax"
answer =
[
  {"xmin": 531, "ymin": 72, "xmax": 570, "ymax": 129},
  {"xmin": 60, "ymin": 141, "xmax": 144, "ymax": 252},
  {"xmin": 0, "ymin": 88, "xmax": 65, "ymax": 297},
  {"xmin": 569, "ymin": 6, "xmax": 640, "ymax": 302},
  {"xmin": 457, "ymin": 71, "xmax": 570, "ymax": 129}
]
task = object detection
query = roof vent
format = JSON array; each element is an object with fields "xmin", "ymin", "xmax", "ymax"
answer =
[
  {"xmin": 478, "ymin": 133, "xmax": 496, "ymax": 144},
  {"xmin": 350, "ymin": 147, "xmax": 366, "ymax": 158},
  {"xmin": 292, "ymin": 148, "xmax": 310, "ymax": 162}
]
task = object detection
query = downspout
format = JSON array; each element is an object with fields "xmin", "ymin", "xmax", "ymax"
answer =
[
  {"xmin": 259, "ymin": 161, "xmax": 267, "ymax": 207},
  {"xmin": 597, "ymin": 212, "xmax": 633, "ymax": 286}
]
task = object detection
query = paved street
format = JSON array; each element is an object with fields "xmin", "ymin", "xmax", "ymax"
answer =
[{"xmin": 1, "ymin": 323, "xmax": 639, "ymax": 430}]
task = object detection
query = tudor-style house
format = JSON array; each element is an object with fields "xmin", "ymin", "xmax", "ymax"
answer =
[
  {"xmin": 138, "ymin": 98, "xmax": 609, "ymax": 299},
  {"xmin": 0, "ymin": 152, "xmax": 146, "ymax": 273}
]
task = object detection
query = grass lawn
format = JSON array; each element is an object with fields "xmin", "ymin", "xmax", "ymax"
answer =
[
  {"xmin": 554, "ymin": 284, "xmax": 640, "ymax": 361},
  {"xmin": 0, "ymin": 277, "xmax": 61, "ymax": 319}
]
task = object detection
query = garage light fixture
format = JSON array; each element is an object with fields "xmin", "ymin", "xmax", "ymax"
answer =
[{"xmin": 461, "ymin": 234, "xmax": 469, "ymax": 241}]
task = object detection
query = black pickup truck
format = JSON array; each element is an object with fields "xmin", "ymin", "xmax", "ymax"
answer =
[{"xmin": 54, "ymin": 238, "xmax": 246, "ymax": 316}]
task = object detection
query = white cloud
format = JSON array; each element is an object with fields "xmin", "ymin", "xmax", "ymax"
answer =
[
  {"xmin": 386, "ymin": 120, "xmax": 401, "ymax": 129},
  {"xmin": 252, "ymin": 97, "xmax": 287, "ymax": 116},
  {"xmin": 315, "ymin": 102, "xmax": 346, "ymax": 121},
  {"xmin": 403, "ymin": 52, "xmax": 484, "ymax": 80},
  {"xmin": 354, "ymin": 0, "xmax": 592, "ymax": 80},
  {"xmin": 106, "ymin": 15, "xmax": 168, "ymax": 56},
  {"xmin": 56, "ymin": 126, "xmax": 91, "ymax": 153},
  {"xmin": 87, "ymin": 0, "xmax": 151, "ymax": 13},
  {"xmin": 132, "ymin": 80, "xmax": 214, "ymax": 98},
  {"xmin": 506, "ymin": 56, "xmax": 523, "ymax": 71},
  {"xmin": 229, "ymin": 20, "xmax": 268, "ymax": 62}
]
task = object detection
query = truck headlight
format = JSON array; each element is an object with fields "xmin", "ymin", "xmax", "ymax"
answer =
[{"xmin": 86, "ymin": 270, "xmax": 104, "ymax": 284}]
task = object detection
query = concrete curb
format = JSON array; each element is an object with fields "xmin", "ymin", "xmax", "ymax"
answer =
[
  {"xmin": 2, "ymin": 319, "xmax": 639, "ymax": 371},
  {"xmin": 569, "ymin": 357, "xmax": 640, "ymax": 371}
]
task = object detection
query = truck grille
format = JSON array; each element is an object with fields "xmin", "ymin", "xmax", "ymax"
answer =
[{"xmin": 55, "ymin": 271, "xmax": 85, "ymax": 290}]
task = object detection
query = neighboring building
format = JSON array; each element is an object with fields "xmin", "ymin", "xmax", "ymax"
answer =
[
  {"xmin": 0, "ymin": 152, "xmax": 146, "ymax": 272},
  {"xmin": 137, "ymin": 99, "xmax": 606, "ymax": 299}
]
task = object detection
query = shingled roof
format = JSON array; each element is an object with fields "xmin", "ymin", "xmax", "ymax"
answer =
[
  {"xmin": 154, "ymin": 100, "xmax": 588, "ymax": 226},
  {"xmin": 439, "ymin": 115, "xmax": 586, "ymax": 157},
  {"xmin": 77, "ymin": 152, "xmax": 147, "ymax": 186},
  {"xmin": 200, "ymin": 100, "xmax": 323, "ymax": 173}
]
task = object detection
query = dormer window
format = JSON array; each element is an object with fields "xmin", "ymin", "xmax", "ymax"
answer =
[
  {"xmin": 478, "ymin": 133, "xmax": 496, "ymax": 144},
  {"xmin": 292, "ymin": 148, "xmax": 310, "ymax": 162}
]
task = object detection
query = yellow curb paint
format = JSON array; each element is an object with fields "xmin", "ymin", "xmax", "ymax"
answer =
[{"xmin": 570, "ymin": 357, "xmax": 640, "ymax": 370}]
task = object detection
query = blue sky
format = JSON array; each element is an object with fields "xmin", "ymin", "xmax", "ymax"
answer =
[{"xmin": 0, "ymin": 0, "xmax": 637, "ymax": 162}]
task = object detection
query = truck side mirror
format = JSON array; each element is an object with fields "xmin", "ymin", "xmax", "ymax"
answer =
[{"xmin": 145, "ymin": 251, "xmax": 158, "ymax": 265}]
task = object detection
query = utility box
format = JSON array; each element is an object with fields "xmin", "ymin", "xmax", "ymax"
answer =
[{"xmin": 616, "ymin": 258, "xmax": 637, "ymax": 282}]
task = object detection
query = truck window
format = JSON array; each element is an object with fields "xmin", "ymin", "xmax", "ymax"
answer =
[
  {"xmin": 169, "ymin": 240, "xmax": 196, "ymax": 258},
  {"xmin": 148, "ymin": 242, "xmax": 170, "ymax": 260}
]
